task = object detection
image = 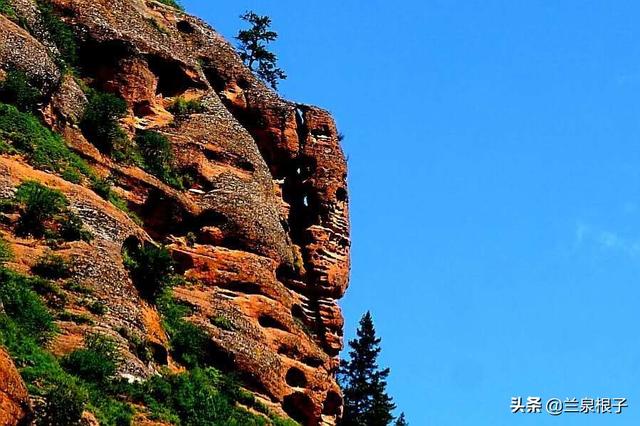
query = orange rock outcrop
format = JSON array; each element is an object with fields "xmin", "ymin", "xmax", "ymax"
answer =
[{"xmin": 0, "ymin": 0, "xmax": 350, "ymax": 425}]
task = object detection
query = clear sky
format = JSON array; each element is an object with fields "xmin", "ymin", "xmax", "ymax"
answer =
[{"xmin": 184, "ymin": 1, "xmax": 640, "ymax": 424}]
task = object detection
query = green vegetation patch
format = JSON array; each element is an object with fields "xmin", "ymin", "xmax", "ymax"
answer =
[
  {"xmin": 36, "ymin": 0, "xmax": 78, "ymax": 67},
  {"xmin": 0, "ymin": 70, "xmax": 42, "ymax": 113},
  {"xmin": 0, "ymin": 103, "xmax": 93, "ymax": 182},
  {"xmin": 11, "ymin": 181, "xmax": 92, "ymax": 241},
  {"xmin": 136, "ymin": 130, "xmax": 184, "ymax": 188},
  {"xmin": 167, "ymin": 96, "xmax": 204, "ymax": 116}
]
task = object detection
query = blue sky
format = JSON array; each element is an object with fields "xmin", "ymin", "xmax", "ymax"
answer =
[{"xmin": 184, "ymin": 1, "xmax": 640, "ymax": 424}]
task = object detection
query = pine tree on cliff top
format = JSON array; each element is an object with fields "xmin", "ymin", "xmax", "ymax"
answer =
[
  {"xmin": 236, "ymin": 11, "xmax": 287, "ymax": 90},
  {"xmin": 339, "ymin": 311, "xmax": 397, "ymax": 426}
]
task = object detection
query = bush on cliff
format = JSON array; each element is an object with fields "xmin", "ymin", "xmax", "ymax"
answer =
[
  {"xmin": 0, "ymin": 236, "xmax": 12, "ymax": 265},
  {"xmin": 0, "ymin": 70, "xmax": 42, "ymax": 112},
  {"xmin": 81, "ymin": 90, "xmax": 136, "ymax": 162},
  {"xmin": 36, "ymin": 0, "xmax": 78, "ymax": 67},
  {"xmin": 0, "ymin": 103, "xmax": 92, "ymax": 181},
  {"xmin": 136, "ymin": 130, "xmax": 184, "ymax": 188},
  {"xmin": 167, "ymin": 96, "xmax": 204, "ymax": 116},
  {"xmin": 62, "ymin": 333, "xmax": 119, "ymax": 384},
  {"xmin": 32, "ymin": 252, "xmax": 72, "ymax": 280},
  {"xmin": 156, "ymin": 0, "xmax": 183, "ymax": 11},
  {"xmin": 123, "ymin": 242, "xmax": 175, "ymax": 300}
]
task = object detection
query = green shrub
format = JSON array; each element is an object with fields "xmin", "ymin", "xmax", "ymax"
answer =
[
  {"xmin": 156, "ymin": 290, "xmax": 211, "ymax": 368},
  {"xmin": 81, "ymin": 90, "xmax": 130, "ymax": 156},
  {"xmin": 0, "ymin": 70, "xmax": 42, "ymax": 112},
  {"xmin": 36, "ymin": 1, "xmax": 78, "ymax": 67},
  {"xmin": 168, "ymin": 96, "xmax": 204, "ymax": 115},
  {"xmin": 13, "ymin": 181, "xmax": 91, "ymax": 241},
  {"xmin": 0, "ymin": 236, "xmax": 12, "ymax": 264},
  {"xmin": 87, "ymin": 300, "xmax": 106, "ymax": 315},
  {"xmin": 59, "ymin": 211, "xmax": 93, "ymax": 242},
  {"xmin": 14, "ymin": 181, "xmax": 66, "ymax": 236},
  {"xmin": 62, "ymin": 333, "xmax": 119, "ymax": 383},
  {"xmin": 0, "ymin": 103, "xmax": 93, "ymax": 181},
  {"xmin": 136, "ymin": 130, "xmax": 182, "ymax": 188},
  {"xmin": 57, "ymin": 310, "xmax": 94, "ymax": 325},
  {"xmin": 32, "ymin": 252, "xmax": 72, "ymax": 279},
  {"xmin": 136, "ymin": 368, "xmax": 272, "ymax": 426},
  {"xmin": 64, "ymin": 279, "xmax": 93, "ymax": 294},
  {"xmin": 0, "ymin": 268, "xmax": 55, "ymax": 341},
  {"xmin": 89, "ymin": 394, "xmax": 134, "ymax": 426},
  {"xmin": 44, "ymin": 377, "xmax": 89, "ymax": 426},
  {"xmin": 210, "ymin": 315, "xmax": 234, "ymax": 331},
  {"xmin": 123, "ymin": 243, "xmax": 174, "ymax": 300},
  {"xmin": 0, "ymin": 0, "xmax": 16, "ymax": 18},
  {"xmin": 156, "ymin": 0, "xmax": 183, "ymax": 11}
]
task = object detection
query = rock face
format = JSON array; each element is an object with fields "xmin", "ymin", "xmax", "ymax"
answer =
[
  {"xmin": 0, "ymin": 348, "xmax": 29, "ymax": 426},
  {"xmin": 0, "ymin": 1, "xmax": 349, "ymax": 425}
]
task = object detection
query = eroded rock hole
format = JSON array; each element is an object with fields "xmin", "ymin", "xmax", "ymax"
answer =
[
  {"xmin": 149, "ymin": 342, "xmax": 168, "ymax": 365},
  {"xmin": 258, "ymin": 314, "xmax": 289, "ymax": 332},
  {"xmin": 283, "ymin": 392, "xmax": 314, "ymax": 426},
  {"xmin": 147, "ymin": 54, "xmax": 205, "ymax": 97},
  {"xmin": 76, "ymin": 39, "xmax": 131, "ymax": 84},
  {"xmin": 285, "ymin": 367, "xmax": 308, "ymax": 388},
  {"xmin": 291, "ymin": 304, "xmax": 305, "ymax": 320},
  {"xmin": 336, "ymin": 187, "xmax": 347, "ymax": 202},
  {"xmin": 200, "ymin": 61, "xmax": 227, "ymax": 92},
  {"xmin": 225, "ymin": 281, "xmax": 263, "ymax": 296},
  {"xmin": 139, "ymin": 189, "xmax": 190, "ymax": 239},
  {"xmin": 322, "ymin": 391, "xmax": 342, "ymax": 416},
  {"xmin": 237, "ymin": 77, "xmax": 251, "ymax": 89},
  {"xmin": 301, "ymin": 356, "xmax": 324, "ymax": 368},
  {"xmin": 311, "ymin": 124, "xmax": 332, "ymax": 139},
  {"xmin": 176, "ymin": 20, "xmax": 195, "ymax": 34}
]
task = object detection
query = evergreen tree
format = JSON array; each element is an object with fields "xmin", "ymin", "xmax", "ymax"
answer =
[
  {"xmin": 395, "ymin": 413, "xmax": 408, "ymax": 426},
  {"xmin": 339, "ymin": 311, "xmax": 396, "ymax": 426},
  {"xmin": 236, "ymin": 11, "xmax": 287, "ymax": 90}
]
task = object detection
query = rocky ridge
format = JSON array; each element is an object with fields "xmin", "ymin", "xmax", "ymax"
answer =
[{"xmin": 0, "ymin": 1, "xmax": 349, "ymax": 425}]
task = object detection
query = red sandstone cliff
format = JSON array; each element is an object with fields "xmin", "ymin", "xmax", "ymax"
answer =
[{"xmin": 0, "ymin": 1, "xmax": 349, "ymax": 424}]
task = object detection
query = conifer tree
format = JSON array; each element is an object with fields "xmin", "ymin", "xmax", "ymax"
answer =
[
  {"xmin": 395, "ymin": 412, "xmax": 408, "ymax": 426},
  {"xmin": 236, "ymin": 11, "xmax": 286, "ymax": 90},
  {"xmin": 338, "ymin": 311, "xmax": 396, "ymax": 426}
]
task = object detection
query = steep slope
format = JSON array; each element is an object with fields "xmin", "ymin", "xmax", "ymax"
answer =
[{"xmin": 0, "ymin": 1, "xmax": 349, "ymax": 425}]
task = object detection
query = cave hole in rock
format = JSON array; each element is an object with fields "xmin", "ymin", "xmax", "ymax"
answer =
[
  {"xmin": 325, "ymin": 346, "xmax": 340, "ymax": 358},
  {"xmin": 276, "ymin": 263, "xmax": 297, "ymax": 282},
  {"xmin": 301, "ymin": 356, "xmax": 324, "ymax": 368},
  {"xmin": 178, "ymin": 165, "xmax": 214, "ymax": 192},
  {"xmin": 338, "ymin": 237, "xmax": 350, "ymax": 249},
  {"xmin": 311, "ymin": 124, "xmax": 332, "ymax": 139},
  {"xmin": 199, "ymin": 61, "xmax": 227, "ymax": 92},
  {"xmin": 76, "ymin": 39, "xmax": 132, "ymax": 85},
  {"xmin": 285, "ymin": 367, "xmax": 308, "ymax": 388},
  {"xmin": 176, "ymin": 20, "xmax": 195, "ymax": 34},
  {"xmin": 283, "ymin": 392, "xmax": 314, "ymax": 426},
  {"xmin": 335, "ymin": 187, "xmax": 348, "ymax": 202},
  {"xmin": 149, "ymin": 342, "xmax": 168, "ymax": 365},
  {"xmin": 322, "ymin": 391, "xmax": 343, "ymax": 416},
  {"xmin": 139, "ymin": 189, "xmax": 190, "ymax": 240},
  {"xmin": 278, "ymin": 344, "xmax": 299, "ymax": 358},
  {"xmin": 258, "ymin": 314, "xmax": 289, "ymax": 332},
  {"xmin": 147, "ymin": 54, "xmax": 205, "ymax": 97},
  {"xmin": 239, "ymin": 372, "xmax": 279, "ymax": 403},
  {"xmin": 203, "ymin": 149, "xmax": 255, "ymax": 172},
  {"xmin": 196, "ymin": 210, "xmax": 228, "ymax": 229},
  {"xmin": 224, "ymin": 281, "xmax": 264, "ymax": 296},
  {"xmin": 237, "ymin": 77, "xmax": 251, "ymax": 90},
  {"xmin": 291, "ymin": 304, "xmax": 305, "ymax": 320}
]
